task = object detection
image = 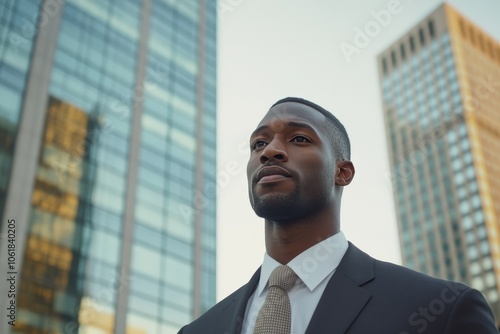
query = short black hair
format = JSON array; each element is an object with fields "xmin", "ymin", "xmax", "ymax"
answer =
[{"xmin": 271, "ymin": 97, "xmax": 351, "ymax": 161}]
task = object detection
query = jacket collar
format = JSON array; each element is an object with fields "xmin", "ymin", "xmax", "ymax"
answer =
[{"xmin": 305, "ymin": 242, "xmax": 375, "ymax": 334}]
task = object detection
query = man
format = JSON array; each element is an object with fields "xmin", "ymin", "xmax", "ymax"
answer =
[{"xmin": 178, "ymin": 97, "xmax": 498, "ymax": 333}]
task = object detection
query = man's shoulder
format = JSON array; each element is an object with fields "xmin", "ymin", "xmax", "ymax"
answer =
[
  {"xmin": 345, "ymin": 243, "xmax": 470, "ymax": 295},
  {"xmin": 340, "ymin": 244, "xmax": 498, "ymax": 333},
  {"xmin": 374, "ymin": 257, "xmax": 469, "ymax": 290}
]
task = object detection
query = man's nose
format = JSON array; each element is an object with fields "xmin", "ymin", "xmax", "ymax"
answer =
[{"xmin": 259, "ymin": 140, "xmax": 288, "ymax": 164}]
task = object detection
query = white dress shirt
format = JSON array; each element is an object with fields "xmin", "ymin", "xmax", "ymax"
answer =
[{"xmin": 241, "ymin": 231, "xmax": 349, "ymax": 334}]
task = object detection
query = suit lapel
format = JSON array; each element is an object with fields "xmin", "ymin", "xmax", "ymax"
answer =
[
  {"xmin": 216, "ymin": 268, "xmax": 261, "ymax": 334},
  {"xmin": 305, "ymin": 243, "xmax": 375, "ymax": 334}
]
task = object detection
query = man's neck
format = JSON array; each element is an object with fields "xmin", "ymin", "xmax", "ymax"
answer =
[{"xmin": 264, "ymin": 216, "xmax": 339, "ymax": 264}]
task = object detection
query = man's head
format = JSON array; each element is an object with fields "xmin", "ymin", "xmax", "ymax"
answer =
[{"xmin": 246, "ymin": 97, "xmax": 355, "ymax": 223}]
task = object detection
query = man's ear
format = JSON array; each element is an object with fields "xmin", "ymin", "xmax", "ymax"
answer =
[{"xmin": 335, "ymin": 160, "xmax": 355, "ymax": 186}]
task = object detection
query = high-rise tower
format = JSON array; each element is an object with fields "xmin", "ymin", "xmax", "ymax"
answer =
[
  {"xmin": 378, "ymin": 3, "xmax": 500, "ymax": 322},
  {"xmin": 0, "ymin": 0, "xmax": 217, "ymax": 333}
]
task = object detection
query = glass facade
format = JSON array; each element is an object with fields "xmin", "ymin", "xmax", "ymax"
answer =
[
  {"xmin": 378, "ymin": 4, "xmax": 500, "ymax": 321},
  {"xmin": 126, "ymin": 0, "xmax": 216, "ymax": 332},
  {"xmin": 18, "ymin": 97, "xmax": 117, "ymax": 333},
  {"xmin": 0, "ymin": 0, "xmax": 217, "ymax": 333},
  {"xmin": 0, "ymin": 0, "xmax": 40, "ymax": 220},
  {"xmin": 383, "ymin": 32, "xmax": 470, "ymax": 280}
]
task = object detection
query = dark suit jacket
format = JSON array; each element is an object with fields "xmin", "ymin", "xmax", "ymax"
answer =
[{"xmin": 179, "ymin": 243, "xmax": 498, "ymax": 333}]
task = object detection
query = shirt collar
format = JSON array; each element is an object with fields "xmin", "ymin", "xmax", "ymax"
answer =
[{"xmin": 256, "ymin": 231, "xmax": 348, "ymax": 296}]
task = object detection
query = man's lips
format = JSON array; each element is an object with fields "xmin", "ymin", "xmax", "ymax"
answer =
[{"xmin": 256, "ymin": 166, "xmax": 292, "ymax": 183}]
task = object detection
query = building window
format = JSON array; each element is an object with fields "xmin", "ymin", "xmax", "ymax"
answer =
[
  {"xmin": 458, "ymin": 19, "xmax": 465, "ymax": 38},
  {"xmin": 483, "ymin": 257, "xmax": 493, "ymax": 269},
  {"xmin": 382, "ymin": 57, "xmax": 388, "ymax": 74},
  {"xmin": 486, "ymin": 41, "xmax": 493, "ymax": 58},
  {"xmin": 484, "ymin": 272, "xmax": 496, "ymax": 288},
  {"xmin": 471, "ymin": 276, "xmax": 484, "ymax": 290},
  {"xmin": 469, "ymin": 27, "xmax": 475, "ymax": 45},
  {"xmin": 419, "ymin": 28, "xmax": 426, "ymax": 46},
  {"xmin": 470, "ymin": 261, "xmax": 481, "ymax": 275},
  {"xmin": 410, "ymin": 36, "xmax": 415, "ymax": 52},
  {"xmin": 400, "ymin": 43, "xmax": 406, "ymax": 60},
  {"xmin": 478, "ymin": 34, "xmax": 485, "ymax": 52},
  {"xmin": 391, "ymin": 50, "xmax": 397, "ymax": 66},
  {"xmin": 428, "ymin": 20, "xmax": 435, "ymax": 38},
  {"xmin": 488, "ymin": 290, "xmax": 499, "ymax": 303}
]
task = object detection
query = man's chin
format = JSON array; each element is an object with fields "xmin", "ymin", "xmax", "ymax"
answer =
[{"xmin": 251, "ymin": 193, "xmax": 299, "ymax": 221}]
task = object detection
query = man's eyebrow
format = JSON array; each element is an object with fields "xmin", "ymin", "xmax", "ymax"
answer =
[
  {"xmin": 250, "ymin": 125, "xmax": 268, "ymax": 138},
  {"xmin": 250, "ymin": 121, "xmax": 318, "ymax": 138},
  {"xmin": 287, "ymin": 121, "xmax": 317, "ymax": 133}
]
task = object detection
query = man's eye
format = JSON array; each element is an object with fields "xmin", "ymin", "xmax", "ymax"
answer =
[
  {"xmin": 252, "ymin": 140, "xmax": 267, "ymax": 149},
  {"xmin": 291, "ymin": 136, "xmax": 310, "ymax": 143}
]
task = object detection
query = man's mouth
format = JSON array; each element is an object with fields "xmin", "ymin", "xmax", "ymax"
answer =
[{"xmin": 256, "ymin": 166, "xmax": 292, "ymax": 183}]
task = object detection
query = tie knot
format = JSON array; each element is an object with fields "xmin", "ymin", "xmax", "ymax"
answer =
[{"xmin": 268, "ymin": 265, "xmax": 297, "ymax": 292}]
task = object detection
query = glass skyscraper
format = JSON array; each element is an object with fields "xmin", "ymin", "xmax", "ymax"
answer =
[
  {"xmin": 378, "ymin": 4, "xmax": 500, "ymax": 324},
  {"xmin": 0, "ymin": 0, "xmax": 216, "ymax": 333}
]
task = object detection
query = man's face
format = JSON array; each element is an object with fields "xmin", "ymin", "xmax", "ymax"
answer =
[{"xmin": 246, "ymin": 102, "xmax": 337, "ymax": 222}]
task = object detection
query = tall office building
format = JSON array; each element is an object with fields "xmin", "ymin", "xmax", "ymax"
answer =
[
  {"xmin": 378, "ymin": 3, "xmax": 500, "ymax": 322},
  {"xmin": 0, "ymin": 0, "xmax": 217, "ymax": 333}
]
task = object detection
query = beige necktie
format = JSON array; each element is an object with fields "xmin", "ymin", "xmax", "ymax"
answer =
[{"xmin": 253, "ymin": 265, "xmax": 298, "ymax": 334}]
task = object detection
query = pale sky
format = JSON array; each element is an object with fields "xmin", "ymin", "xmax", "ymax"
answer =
[{"xmin": 216, "ymin": 0, "xmax": 500, "ymax": 300}]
